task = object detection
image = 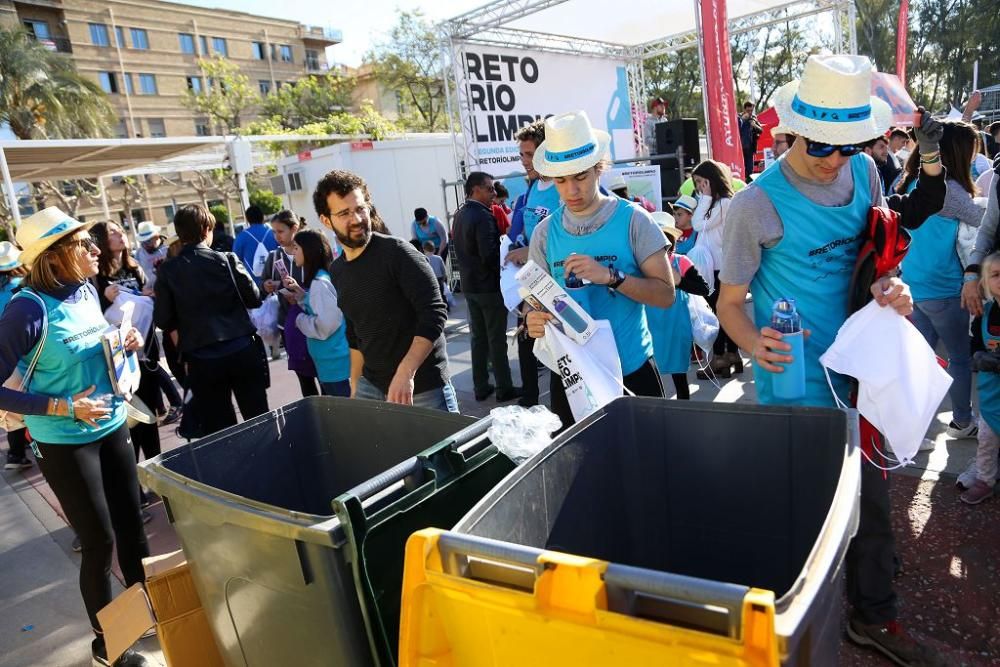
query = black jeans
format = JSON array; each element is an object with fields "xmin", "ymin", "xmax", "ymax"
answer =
[
  {"xmin": 671, "ymin": 373, "xmax": 690, "ymax": 400},
  {"xmin": 466, "ymin": 292, "xmax": 514, "ymax": 395},
  {"xmin": 6, "ymin": 427, "xmax": 29, "ymax": 459},
  {"xmin": 549, "ymin": 357, "xmax": 664, "ymax": 429},
  {"xmin": 187, "ymin": 340, "xmax": 270, "ymax": 437},
  {"xmin": 36, "ymin": 423, "xmax": 149, "ymax": 631},
  {"xmin": 153, "ymin": 364, "xmax": 182, "ymax": 409},
  {"xmin": 846, "ymin": 459, "xmax": 898, "ymax": 624},
  {"xmin": 296, "ymin": 372, "xmax": 320, "ymax": 398},
  {"xmin": 517, "ymin": 314, "xmax": 539, "ymax": 406},
  {"xmin": 707, "ymin": 271, "xmax": 739, "ymax": 356},
  {"xmin": 161, "ymin": 332, "xmax": 186, "ymax": 388}
]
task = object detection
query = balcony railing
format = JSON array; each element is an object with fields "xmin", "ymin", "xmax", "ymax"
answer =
[
  {"xmin": 300, "ymin": 25, "xmax": 342, "ymax": 43},
  {"xmin": 36, "ymin": 37, "xmax": 73, "ymax": 54}
]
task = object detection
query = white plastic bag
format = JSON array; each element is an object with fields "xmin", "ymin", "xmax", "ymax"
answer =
[
  {"xmin": 105, "ymin": 292, "xmax": 154, "ymax": 342},
  {"xmin": 250, "ymin": 294, "xmax": 280, "ymax": 340},
  {"xmin": 686, "ymin": 294, "xmax": 719, "ymax": 356},
  {"xmin": 686, "ymin": 244, "xmax": 715, "ymax": 294},
  {"xmin": 487, "ymin": 405, "xmax": 562, "ymax": 463}
]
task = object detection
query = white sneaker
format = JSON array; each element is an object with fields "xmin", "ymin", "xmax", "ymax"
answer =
[
  {"xmin": 956, "ymin": 457, "xmax": 979, "ymax": 490},
  {"xmin": 946, "ymin": 420, "xmax": 979, "ymax": 439}
]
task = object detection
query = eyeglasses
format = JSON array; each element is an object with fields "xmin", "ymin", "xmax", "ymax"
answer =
[
  {"xmin": 331, "ymin": 205, "xmax": 371, "ymax": 221},
  {"xmin": 65, "ymin": 236, "xmax": 99, "ymax": 252},
  {"xmin": 805, "ymin": 139, "xmax": 863, "ymax": 158}
]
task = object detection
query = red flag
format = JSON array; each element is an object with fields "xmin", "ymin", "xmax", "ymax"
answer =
[
  {"xmin": 896, "ymin": 0, "xmax": 909, "ymax": 83},
  {"xmin": 697, "ymin": 0, "xmax": 745, "ymax": 179}
]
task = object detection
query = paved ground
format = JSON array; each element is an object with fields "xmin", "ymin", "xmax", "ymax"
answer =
[{"xmin": 0, "ymin": 295, "xmax": 995, "ymax": 666}]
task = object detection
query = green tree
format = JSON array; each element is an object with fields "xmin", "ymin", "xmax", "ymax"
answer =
[
  {"xmin": 184, "ymin": 56, "xmax": 260, "ymax": 133},
  {"xmin": 366, "ymin": 10, "xmax": 448, "ymax": 132},
  {"xmin": 642, "ymin": 48, "xmax": 704, "ymax": 127},
  {"xmin": 209, "ymin": 204, "xmax": 229, "ymax": 227},
  {"xmin": 0, "ymin": 26, "xmax": 115, "ymax": 140},
  {"xmin": 249, "ymin": 188, "xmax": 282, "ymax": 215},
  {"xmin": 259, "ymin": 73, "xmax": 354, "ymax": 127},
  {"xmin": 246, "ymin": 102, "xmax": 401, "ymax": 153}
]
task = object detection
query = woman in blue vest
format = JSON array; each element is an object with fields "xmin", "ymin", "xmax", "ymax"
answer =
[
  {"xmin": 0, "ymin": 242, "xmax": 33, "ymax": 470},
  {"xmin": 410, "ymin": 208, "xmax": 448, "ymax": 256},
  {"xmin": 0, "ymin": 208, "xmax": 150, "ymax": 667},
  {"xmin": 897, "ymin": 121, "xmax": 984, "ymax": 440},
  {"xmin": 285, "ymin": 229, "xmax": 351, "ymax": 396},
  {"xmin": 524, "ymin": 111, "xmax": 676, "ymax": 427}
]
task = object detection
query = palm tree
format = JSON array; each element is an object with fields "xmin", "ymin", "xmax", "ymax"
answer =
[{"xmin": 0, "ymin": 26, "xmax": 115, "ymax": 140}]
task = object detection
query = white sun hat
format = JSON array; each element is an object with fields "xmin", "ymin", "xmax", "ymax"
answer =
[
  {"xmin": 135, "ymin": 221, "xmax": 162, "ymax": 243},
  {"xmin": 16, "ymin": 207, "xmax": 93, "ymax": 266},
  {"xmin": 533, "ymin": 111, "xmax": 611, "ymax": 178},
  {"xmin": 673, "ymin": 194, "xmax": 698, "ymax": 213},
  {"xmin": 650, "ymin": 212, "xmax": 682, "ymax": 245},
  {"xmin": 606, "ymin": 172, "xmax": 627, "ymax": 191},
  {"xmin": 0, "ymin": 241, "xmax": 22, "ymax": 271},
  {"xmin": 772, "ymin": 55, "xmax": 892, "ymax": 146}
]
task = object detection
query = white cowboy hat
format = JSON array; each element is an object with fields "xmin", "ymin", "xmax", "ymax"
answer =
[
  {"xmin": 0, "ymin": 241, "xmax": 21, "ymax": 272},
  {"xmin": 135, "ymin": 221, "xmax": 162, "ymax": 243},
  {"xmin": 673, "ymin": 195, "xmax": 698, "ymax": 214},
  {"xmin": 533, "ymin": 111, "xmax": 611, "ymax": 178},
  {"xmin": 16, "ymin": 207, "xmax": 93, "ymax": 266},
  {"xmin": 650, "ymin": 212, "xmax": 682, "ymax": 245},
  {"xmin": 772, "ymin": 55, "xmax": 892, "ymax": 146}
]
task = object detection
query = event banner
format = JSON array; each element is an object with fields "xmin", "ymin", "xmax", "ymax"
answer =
[
  {"xmin": 457, "ymin": 45, "xmax": 635, "ymax": 176},
  {"xmin": 896, "ymin": 0, "xmax": 909, "ymax": 83},
  {"xmin": 604, "ymin": 165, "xmax": 662, "ymax": 212},
  {"xmin": 697, "ymin": 0, "xmax": 745, "ymax": 180}
]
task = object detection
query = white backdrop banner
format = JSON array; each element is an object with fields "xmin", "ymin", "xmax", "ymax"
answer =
[{"xmin": 457, "ymin": 45, "xmax": 635, "ymax": 175}]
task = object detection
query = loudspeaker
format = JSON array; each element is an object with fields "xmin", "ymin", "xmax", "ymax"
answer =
[{"xmin": 653, "ymin": 118, "xmax": 700, "ymax": 197}]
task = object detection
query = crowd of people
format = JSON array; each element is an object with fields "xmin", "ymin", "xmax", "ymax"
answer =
[{"xmin": 1, "ymin": 51, "xmax": 999, "ymax": 667}]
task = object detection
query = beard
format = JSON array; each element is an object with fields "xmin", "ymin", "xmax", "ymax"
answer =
[{"xmin": 334, "ymin": 220, "xmax": 372, "ymax": 249}]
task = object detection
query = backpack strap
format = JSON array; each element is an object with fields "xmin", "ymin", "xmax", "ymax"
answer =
[{"xmin": 13, "ymin": 289, "xmax": 49, "ymax": 392}]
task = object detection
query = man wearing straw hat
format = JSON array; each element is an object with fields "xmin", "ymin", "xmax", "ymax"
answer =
[
  {"xmin": 717, "ymin": 55, "xmax": 947, "ymax": 665},
  {"xmin": 524, "ymin": 111, "xmax": 675, "ymax": 426}
]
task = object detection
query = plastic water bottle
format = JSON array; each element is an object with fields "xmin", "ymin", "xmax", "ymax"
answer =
[{"xmin": 770, "ymin": 298, "xmax": 806, "ymax": 400}]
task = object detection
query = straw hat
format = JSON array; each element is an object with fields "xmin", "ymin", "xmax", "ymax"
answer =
[
  {"xmin": 650, "ymin": 212, "xmax": 682, "ymax": 245},
  {"xmin": 673, "ymin": 195, "xmax": 698, "ymax": 214},
  {"xmin": 533, "ymin": 111, "xmax": 611, "ymax": 178},
  {"xmin": 771, "ymin": 55, "xmax": 892, "ymax": 145},
  {"xmin": 135, "ymin": 221, "xmax": 162, "ymax": 243},
  {"xmin": 0, "ymin": 241, "xmax": 21, "ymax": 271},
  {"xmin": 16, "ymin": 207, "xmax": 93, "ymax": 266},
  {"xmin": 606, "ymin": 172, "xmax": 627, "ymax": 191}
]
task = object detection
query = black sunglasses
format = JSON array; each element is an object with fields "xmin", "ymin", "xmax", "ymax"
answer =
[{"xmin": 805, "ymin": 139, "xmax": 862, "ymax": 158}]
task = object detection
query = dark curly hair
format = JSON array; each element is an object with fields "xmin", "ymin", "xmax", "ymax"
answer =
[
  {"xmin": 312, "ymin": 170, "xmax": 388, "ymax": 233},
  {"xmin": 514, "ymin": 119, "xmax": 546, "ymax": 147}
]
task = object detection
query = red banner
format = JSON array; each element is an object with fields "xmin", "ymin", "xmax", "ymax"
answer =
[
  {"xmin": 896, "ymin": 0, "xmax": 909, "ymax": 83},
  {"xmin": 697, "ymin": 0, "xmax": 745, "ymax": 180}
]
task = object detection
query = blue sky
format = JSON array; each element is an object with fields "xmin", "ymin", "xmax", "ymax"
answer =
[{"xmin": 173, "ymin": 0, "xmax": 483, "ymax": 66}]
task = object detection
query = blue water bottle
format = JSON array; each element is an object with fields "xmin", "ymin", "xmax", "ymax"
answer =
[{"xmin": 770, "ymin": 298, "xmax": 806, "ymax": 400}]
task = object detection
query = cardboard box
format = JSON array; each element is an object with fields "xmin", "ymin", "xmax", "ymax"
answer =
[
  {"xmin": 97, "ymin": 551, "xmax": 225, "ymax": 667},
  {"xmin": 515, "ymin": 260, "xmax": 598, "ymax": 345}
]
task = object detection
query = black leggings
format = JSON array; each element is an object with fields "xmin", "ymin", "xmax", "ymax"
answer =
[
  {"xmin": 549, "ymin": 357, "xmax": 664, "ymax": 430},
  {"xmin": 296, "ymin": 372, "xmax": 320, "ymax": 398},
  {"xmin": 36, "ymin": 423, "xmax": 149, "ymax": 631},
  {"xmin": 671, "ymin": 373, "xmax": 690, "ymax": 400},
  {"xmin": 707, "ymin": 271, "xmax": 739, "ymax": 356},
  {"xmin": 131, "ymin": 366, "xmax": 163, "ymax": 463},
  {"xmin": 6, "ymin": 427, "xmax": 29, "ymax": 458}
]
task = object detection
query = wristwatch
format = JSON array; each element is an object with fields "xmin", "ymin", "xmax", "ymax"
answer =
[{"xmin": 608, "ymin": 267, "xmax": 627, "ymax": 291}]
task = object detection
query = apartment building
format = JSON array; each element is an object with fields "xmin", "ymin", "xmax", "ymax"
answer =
[{"xmin": 0, "ymin": 0, "xmax": 341, "ymax": 225}]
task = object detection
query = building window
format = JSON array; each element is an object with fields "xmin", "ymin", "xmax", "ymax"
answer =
[
  {"xmin": 130, "ymin": 209, "xmax": 147, "ymax": 224},
  {"xmin": 89, "ymin": 23, "xmax": 110, "ymax": 47},
  {"xmin": 199, "ymin": 35, "xmax": 208, "ymax": 55},
  {"xmin": 130, "ymin": 28, "xmax": 149, "ymax": 50},
  {"xmin": 258, "ymin": 80, "xmax": 271, "ymax": 96},
  {"xmin": 23, "ymin": 20, "xmax": 51, "ymax": 40},
  {"xmin": 287, "ymin": 172, "xmax": 303, "ymax": 192},
  {"xmin": 252, "ymin": 42, "xmax": 265, "ymax": 60},
  {"xmin": 147, "ymin": 119, "xmax": 166, "ymax": 138},
  {"xmin": 98, "ymin": 72, "xmax": 118, "ymax": 94},
  {"xmin": 212, "ymin": 37, "xmax": 227, "ymax": 56},
  {"xmin": 178, "ymin": 33, "xmax": 195, "ymax": 54},
  {"xmin": 115, "ymin": 120, "xmax": 129, "ymax": 138},
  {"xmin": 138, "ymin": 74, "xmax": 157, "ymax": 95},
  {"xmin": 305, "ymin": 49, "xmax": 319, "ymax": 70},
  {"xmin": 280, "ymin": 45, "xmax": 293, "ymax": 62},
  {"xmin": 122, "ymin": 73, "xmax": 133, "ymax": 95},
  {"xmin": 195, "ymin": 118, "xmax": 211, "ymax": 136},
  {"xmin": 186, "ymin": 76, "xmax": 203, "ymax": 93},
  {"xmin": 164, "ymin": 204, "xmax": 176, "ymax": 222}
]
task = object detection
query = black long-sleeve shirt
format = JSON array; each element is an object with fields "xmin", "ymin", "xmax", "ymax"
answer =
[
  {"xmin": 452, "ymin": 199, "xmax": 501, "ymax": 294},
  {"xmin": 331, "ymin": 233, "xmax": 449, "ymax": 394}
]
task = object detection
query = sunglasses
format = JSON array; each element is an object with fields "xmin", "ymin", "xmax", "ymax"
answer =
[
  {"xmin": 65, "ymin": 236, "xmax": 99, "ymax": 252},
  {"xmin": 805, "ymin": 140, "xmax": 863, "ymax": 158}
]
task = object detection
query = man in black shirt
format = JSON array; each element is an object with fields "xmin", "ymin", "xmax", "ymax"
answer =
[
  {"xmin": 312, "ymin": 170, "xmax": 456, "ymax": 411},
  {"xmin": 453, "ymin": 172, "xmax": 521, "ymax": 402}
]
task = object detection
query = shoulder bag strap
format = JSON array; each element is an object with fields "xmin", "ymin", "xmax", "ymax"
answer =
[{"xmin": 223, "ymin": 252, "xmax": 250, "ymax": 310}]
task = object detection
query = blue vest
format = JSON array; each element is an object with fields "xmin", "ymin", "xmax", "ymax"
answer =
[
  {"xmin": 546, "ymin": 198, "xmax": 654, "ymax": 375},
  {"xmin": 19, "ymin": 286, "xmax": 127, "ymax": 444},
  {"xmin": 303, "ymin": 270, "xmax": 351, "ymax": 383},
  {"xmin": 413, "ymin": 217, "xmax": 442, "ymax": 246},
  {"xmin": 521, "ymin": 180, "xmax": 562, "ymax": 243},
  {"xmin": 899, "ymin": 181, "xmax": 962, "ymax": 301},
  {"xmin": 674, "ymin": 230, "xmax": 698, "ymax": 256},
  {"xmin": 646, "ymin": 255, "xmax": 692, "ymax": 374},
  {"xmin": 0, "ymin": 276, "xmax": 21, "ymax": 314},
  {"xmin": 978, "ymin": 302, "xmax": 1000, "ymax": 435},
  {"xmin": 751, "ymin": 154, "xmax": 872, "ymax": 407}
]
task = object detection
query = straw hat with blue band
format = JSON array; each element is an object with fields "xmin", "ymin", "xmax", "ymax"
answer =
[
  {"xmin": 771, "ymin": 55, "xmax": 892, "ymax": 146},
  {"xmin": 0, "ymin": 242, "xmax": 21, "ymax": 272},
  {"xmin": 673, "ymin": 195, "xmax": 698, "ymax": 214},
  {"xmin": 650, "ymin": 212, "xmax": 682, "ymax": 246},
  {"xmin": 16, "ymin": 206, "xmax": 94, "ymax": 266},
  {"xmin": 135, "ymin": 221, "xmax": 162, "ymax": 243},
  {"xmin": 533, "ymin": 111, "xmax": 611, "ymax": 178}
]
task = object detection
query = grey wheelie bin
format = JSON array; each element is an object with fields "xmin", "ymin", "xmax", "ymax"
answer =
[
  {"xmin": 139, "ymin": 397, "xmax": 476, "ymax": 667},
  {"xmin": 437, "ymin": 398, "xmax": 861, "ymax": 666}
]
